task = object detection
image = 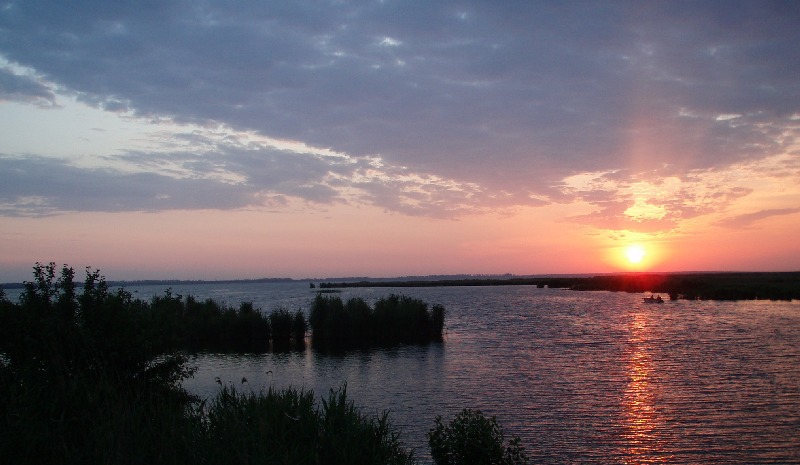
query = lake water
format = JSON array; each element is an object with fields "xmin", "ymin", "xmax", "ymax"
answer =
[{"xmin": 7, "ymin": 282, "xmax": 799, "ymax": 463}]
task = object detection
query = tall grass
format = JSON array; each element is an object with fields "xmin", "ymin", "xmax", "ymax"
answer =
[
  {"xmin": 267, "ymin": 308, "xmax": 307, "ymax": 350},
  {"xmin": 205, "ymin": 385, "xmax": 414, "ymax": 465},
  {"xmin": 292, "ymin": 309, "xmax": 308, "ymax": 345},
  {"xmin": 309, "ymin": 294, "xmax": 446, "ymax": 349},
  {"xmin": 1, "ymin": 371, "xmax": 415, "ymax": 465}
]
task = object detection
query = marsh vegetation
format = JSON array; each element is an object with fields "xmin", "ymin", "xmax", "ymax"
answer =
[
  {"xmin": 309, "ymin": 294, "xmax": 446, "ymax": 349},
  {"xmin": 2, "ymin": 263, "xmax": 520, "ymax": 464}
]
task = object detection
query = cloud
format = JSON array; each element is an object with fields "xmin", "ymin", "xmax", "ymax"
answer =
[
  {"xmin": 0, "ymin": 66, "xmax": 56, "ymax": 106},
  {"xmin": 0, "ymin": 155, "xmax": 253, "ymax": 216},
  {"xmin": 715, "ymin": 208, "xmax": 800, "ymax": 229},
  {"xmin": 561, "ymin": 168, "xmax": 756, "ymax": 234},
  {"xmin": 0, "ymin": 1, "xmax": 798, "ymax": 220},
  {"xmin": 0, "ymin": 122, "xmax": 503, "ymax": 218}
]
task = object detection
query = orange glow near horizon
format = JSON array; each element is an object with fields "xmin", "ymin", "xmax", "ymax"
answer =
[{"xmin": 1, "ymin": 196, "xmax": 798, "ymax": 283}]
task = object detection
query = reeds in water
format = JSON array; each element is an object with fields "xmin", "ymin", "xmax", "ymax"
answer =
[
  {"xmin": 269, "ymin": 308, "xmax": 307, "ymax": 350},
  {"xmin": 152, "ymin": 294, "xmax": 308, "ymax": 352},
  {"xmin": 309, "ymin": 294, "xmax": 445, "ymax": 349},
  {"xmin": 154, "ymin": 294, "xmax": 271, "ymax": 352}
]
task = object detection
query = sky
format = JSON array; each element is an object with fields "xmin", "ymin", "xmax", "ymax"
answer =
[{"xmin": 1, "ymin": 1, "xmax": 799, "ymax": 282}]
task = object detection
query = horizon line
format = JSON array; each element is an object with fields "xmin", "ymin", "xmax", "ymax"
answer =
[{"xmin": 3, "ymin": 269, "xmax": 800, "ymax": 288}]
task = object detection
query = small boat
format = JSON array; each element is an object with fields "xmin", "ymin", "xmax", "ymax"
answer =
[{"xmin": 642, "ymin": 295, "xmax": 664, "ymax": 303}]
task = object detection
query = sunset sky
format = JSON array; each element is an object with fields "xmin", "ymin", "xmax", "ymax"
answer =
[{"xmin": 1, "ymin": 1, "xmax": 799, "ymax": 282}]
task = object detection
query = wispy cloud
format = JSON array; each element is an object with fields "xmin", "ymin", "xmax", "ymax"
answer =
[
  {"xmin": 0, "ymin": 120, "xmax": 500, "ymax": 217},
  {"xmin": 715, "ymin": 208, "xmax": 800, "ymax": 229}
]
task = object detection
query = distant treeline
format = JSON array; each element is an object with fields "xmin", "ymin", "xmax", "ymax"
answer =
[
  {"xmin": 0, "ymin": 277, "xmax": 298, "ymax": 289},
  {"xmin": 320, "ymin": 272, "xmax": 800, "ymax": 301}
]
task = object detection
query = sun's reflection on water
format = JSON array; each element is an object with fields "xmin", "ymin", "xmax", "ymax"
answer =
[{"xmin": 619, "ymin": 309, "xmax": 671, "ymax": 463}]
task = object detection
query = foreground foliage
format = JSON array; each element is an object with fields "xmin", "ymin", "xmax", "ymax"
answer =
[
  {"xmin": 0, "ymin": 263, "xmax": 413, "ymax": 464},
  {"xmin": 2, "ymin": 262, "xmax": 521, "ymax": 465},
  {"xmin": 428, "ymin": 409, "xmax": 529, "ymax": 465},
  {"xmin": 206, "ymin": 385, "xmax": 414, "ymax": 465},
  {"xmin": 0, "ymin": 263, "xmax": 198, "ymax": 463}
]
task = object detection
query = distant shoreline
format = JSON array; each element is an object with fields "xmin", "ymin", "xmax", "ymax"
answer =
[
  {"xmin": 0, "ymin": 277, "xmax": 298, "ymax": 289},
  {"xmin": 319, "ymin": 271, "xmax": 800, "ymax": 301},
  {"xmin": 3, "ymin": 271, "xmax": 799, "ymax": 301}
]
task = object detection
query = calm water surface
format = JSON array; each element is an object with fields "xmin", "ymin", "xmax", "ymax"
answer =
[{"xmin": 18, "ymin": 282, "xmax": 798, "ymax": 463}]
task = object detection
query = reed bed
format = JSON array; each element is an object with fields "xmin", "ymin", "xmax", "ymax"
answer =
[
  {"xmin": 309, "ymin": 294, "xmax": 446, "ymax": 349},
  {"xmin": 0, "ymin": 262, "xmax": 414, "ymax": 465},
  {"xmin": 151, "ymin": 295, "xmax": 307, "ymax": 352},
  {"xmin": 165, "ymin": 295, "xmax": 272, "ymax": 352},
  {"xmin": 268, "ymin": 308, "xmax": 307, "ymax": 350}
]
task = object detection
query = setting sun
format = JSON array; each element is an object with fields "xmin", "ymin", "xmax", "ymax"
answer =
[{"xmin": 625, "ymin": 245, "xmax": 646, "ymax": 264}]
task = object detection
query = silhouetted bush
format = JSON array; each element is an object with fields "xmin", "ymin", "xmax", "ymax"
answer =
[
  {"xmin": 0, "ymin": 263, "xmax": 198, "ymax": 464},
  {"xmin": 309, "ymin": 294, "xmax": 446, "ymax": 349},
  {"xmin": 1, "ymin": 263, "xmax": 191, "ymax": 391},
  {"xmin": 428, "ymin": 409, "xmax": 529, "ymax": 465}
]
